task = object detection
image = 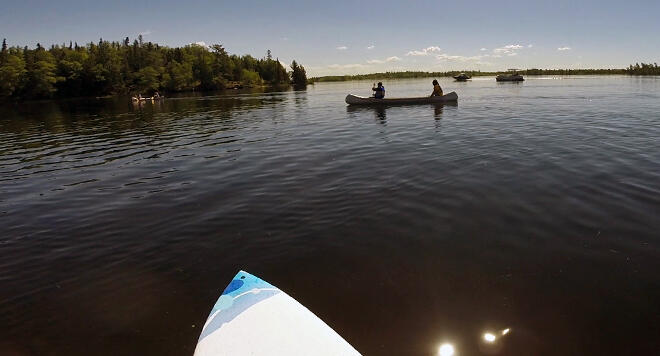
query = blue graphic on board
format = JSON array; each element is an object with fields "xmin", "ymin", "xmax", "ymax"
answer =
[
  {"xmin": 194, "ymin": 270, "xmax": 361, "ymax": 355},
  {"xmin": 198, "ymin": 270, "xmax": 280, "ymax": 341}
]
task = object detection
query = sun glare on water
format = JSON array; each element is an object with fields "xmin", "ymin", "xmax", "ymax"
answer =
[
  {"xmin": 483, "ymin": 333, "xmax": 497, "ymax": 342},
  {"xmin": 438, "ymin": 343, "xmax": 455, "ymax": 356}
]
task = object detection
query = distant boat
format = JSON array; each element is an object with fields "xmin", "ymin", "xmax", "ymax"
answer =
[
  {"xmin": 453, "ymin": 73, "xmax": 472, "ymax": 81},
  {"xmin": 496, "ymin": 69, "xmax": 524, "ymax": 82},
  {"xmin": 345, "ymin": 92, "xmax": 458, "ymax": 105},
  {"xmin": 132, "ymin": 96, "xmax": 165, "ymax": 102}
]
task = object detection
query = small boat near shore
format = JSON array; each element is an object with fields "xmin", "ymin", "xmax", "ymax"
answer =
[
  {"xmin": 132, "ymin": 96, "xmax": 165, "ymax": 102},
  {"xmin": 453, "ymin": 73, "xmax": 472, "ymax": 81},
  {"xmin": 345, "ymin": 92, "xmax": 458, "ymax": 105}
]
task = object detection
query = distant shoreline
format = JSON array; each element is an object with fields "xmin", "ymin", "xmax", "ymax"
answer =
[{"xmin": 310, "ymin": 67, "xmax": 659, "ymax": 83}]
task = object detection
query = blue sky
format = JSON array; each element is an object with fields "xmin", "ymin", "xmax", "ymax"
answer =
[{"xmin": 1, "ymin": 0, "xmax": 658, "ymax": 76}]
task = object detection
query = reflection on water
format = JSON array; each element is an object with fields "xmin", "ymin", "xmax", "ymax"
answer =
[
  {"xmin": 346, "ymin": 102, "xmax": 457, "ymax": 125},
  {"xmin": 1, "ymin": 76, "xmax": 660, "ymax": 355},
  {"xmin": 438, "ymin": 343, "xmax": 455, "ymax": 356},
  {"xmin": 484, "ymin": 333, "xmax": 497, "ymax": 342}
]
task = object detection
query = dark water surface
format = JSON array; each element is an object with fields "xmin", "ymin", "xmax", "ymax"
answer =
[{"xmin": 1, "ymin": 76, "xmax": 659, "ymax": 355}]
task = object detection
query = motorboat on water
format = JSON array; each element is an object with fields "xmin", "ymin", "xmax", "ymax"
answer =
[
  {"xmin": 453, "ymin": 73, "xmax": 472, "ymax": 81},
  {"xmin": 496, "ymin": 69, "xmax": 525, "ymax": 82}
]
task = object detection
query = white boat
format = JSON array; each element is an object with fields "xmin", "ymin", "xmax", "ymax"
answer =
[{"xmin": 345, "ymin": 91, "xmax": 458, "ymax": 105}]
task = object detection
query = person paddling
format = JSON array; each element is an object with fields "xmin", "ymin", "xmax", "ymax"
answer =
[
  {"xmin": 430, "ymin": 79, "xmax": 443, "ymax": 97},
  {"xmin": 372, "ymin": 82, "xmax": 385, "ymax": 99}
]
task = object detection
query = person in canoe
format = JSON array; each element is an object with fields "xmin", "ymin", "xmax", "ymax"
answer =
[
  {"xmin": 430, "ymin": 79, "xmax": 443, "ymax": 97},
  {"xmin": 372, "ymin": 82, "xmax": 385, "ymax": 99}
]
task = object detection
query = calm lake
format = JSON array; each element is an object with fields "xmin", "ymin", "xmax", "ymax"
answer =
[{"xmin": 1, "ymin": 76, "xmax": 659, "ymax": 355}]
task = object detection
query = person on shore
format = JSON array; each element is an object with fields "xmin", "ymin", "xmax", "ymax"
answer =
[
  {"xmin": 372, "ymin": 82, "xmax": 385, "ymax": 99},
  {"xmin": 430, "ymin": 79, "xmax": 443, "ymax": 97},
  {"xmin": 153, "ymin": 91, "xmax": 160, "ymax": 99}
]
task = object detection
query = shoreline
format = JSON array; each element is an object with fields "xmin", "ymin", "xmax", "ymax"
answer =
[
  {"xmin": 0, "ymin": 83, "xmax": 297, "ymax": 105},
  {"xmin": 309, "ymin": 69, "xmax": 657, "ymax": 83}
]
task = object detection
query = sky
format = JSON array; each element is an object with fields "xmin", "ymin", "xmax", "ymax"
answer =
[{"xmin": 1, "ymin": 0, "xmax": 659, "ymax": 76}]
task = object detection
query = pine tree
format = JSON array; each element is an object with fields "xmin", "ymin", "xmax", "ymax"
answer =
[
  {"xmin": 291, "ymin": 60, "xmax": 307, "ymax": 87},
  {"xmin": 0, "ymin": 39, "xmax": 7, "ymax": 64}
]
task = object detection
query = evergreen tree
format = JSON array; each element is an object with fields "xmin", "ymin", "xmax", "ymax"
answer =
[
  {"xmin": 0, "ymin": 39, "xmax": 7, "ymax": 64},
  {"xmin": 291, "ymin": 60, "xmax": 307, "ymax": 87}
]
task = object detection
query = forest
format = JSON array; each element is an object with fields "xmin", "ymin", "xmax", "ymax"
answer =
[
  {"xmin": 0, "ymin": 37, "xmax": 308, "ymax": 100},
  {"xmin": 626, "ymin": 63, "xmax": 660, "ymax": 75}
]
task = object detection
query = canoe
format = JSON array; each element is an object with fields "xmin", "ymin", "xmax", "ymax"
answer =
[
  {"xmin": 345, "ymin": 91, "xmax": 458, "ymax": 105},
  {"xmin": 194, "ymin": 270, "xmax": 360, "ymax": 356}
]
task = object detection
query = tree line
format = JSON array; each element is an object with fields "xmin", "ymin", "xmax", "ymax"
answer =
[
  {"xmin": 310, "ymin": 65, "xmax": 659, "ymax": 82},
  {"xmin": 626, "ymin": 63, "xmax": 660, "ymax": 75},
  {"xmin": 0, "ymin": 37, "xmax": 307, "ymax": 100}
]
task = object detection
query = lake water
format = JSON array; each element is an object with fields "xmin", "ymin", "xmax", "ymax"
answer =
[{"xmin": 1, "ymin": 76, "xmax": 659, "ymax": 355}]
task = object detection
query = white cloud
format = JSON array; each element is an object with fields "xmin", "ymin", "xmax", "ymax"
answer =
[
  {"xmin": 480, "ymin": 48, "xmax": 487, "ymax": 51},
  {"xmin": 491, "ymin": 44, "xmax": 531, "ymax": 57},
  {"xmin": 138, "ymin": 30, "xmax": 152, "ymax": 36},
  {"xmin": 406, "ymin": 46, "xmax": 442, "ymax": 56},
  {"xmin": 328, "ymin": 63, "xmax": 365, "ymax": 69},
  {"xmin": 336, "ymin": 46, "xmax": 348, "ymax": 50},
  {"xmin": 493, "ymin": 44, "xmax": 524, "ymax": 54},
  {"xmin": 281, "ymin": 37, "xmax": 289, "ymax": 41},
  {"xmin": 193, "ymin": 41, "xmax": 209, "ymax": 48},
  {"xmin": 366, "ymin": 45, "xmax": 375, "ymax": 50},
  {"xmin": 366, "ymin": 56, "xmax": 401, "ymax": 64},
  {"xmin": 558, "ymin": 47, "xmax": 572, "ymax": 51},
  {"xmin": 436, "ymin": 53, "xmax": 485, "ymax": 62}
]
